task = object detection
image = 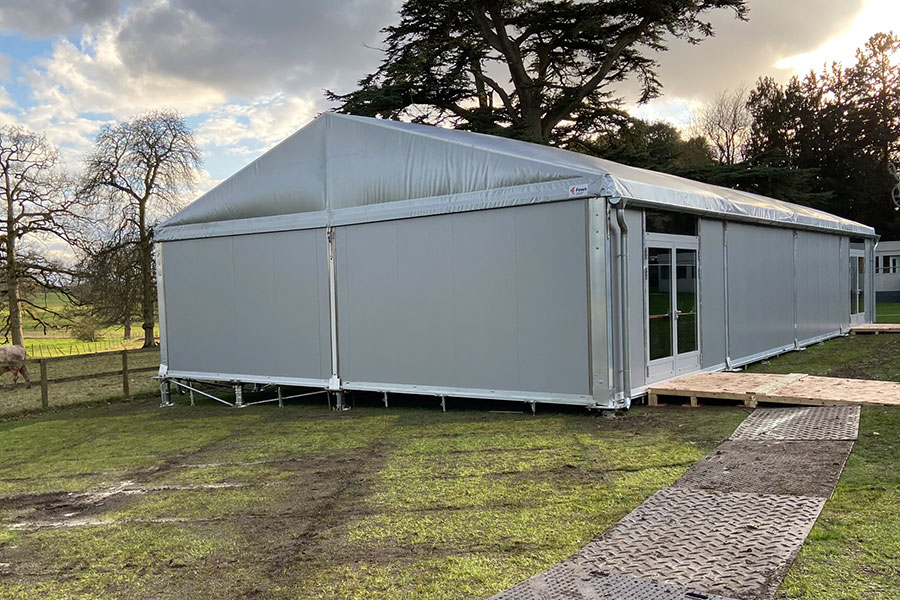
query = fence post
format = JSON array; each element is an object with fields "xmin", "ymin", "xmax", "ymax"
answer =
[
  {"xmin": 122, "ymin": 350, "xmax": 131, "ymax": 400},
  {"xmin": 40, "ymin": 359, "xmax": 49, "ymax": 410}
]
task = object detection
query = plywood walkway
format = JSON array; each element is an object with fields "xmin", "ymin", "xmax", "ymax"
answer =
[
  {"xmin": 648, "ymin": 372, "xmax": 900, "ymax": 408},
  {"xmin": 849, "ymin": 323, "xmax": 900, "ymax": 335}
]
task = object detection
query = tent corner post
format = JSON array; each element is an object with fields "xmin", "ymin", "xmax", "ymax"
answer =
[{"xmin": 609, "ymin": 196, "xmax": 631, "ymax": 410}]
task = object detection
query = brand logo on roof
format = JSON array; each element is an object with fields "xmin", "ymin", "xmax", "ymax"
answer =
[{"xmin": 568, "ymin": 184, "xmax": 590, "ymax": 197}]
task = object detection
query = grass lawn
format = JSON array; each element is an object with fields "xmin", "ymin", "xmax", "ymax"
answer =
[
  {"xmin": 749, "ymin": 334, "xmax": 900, "ymax": 600},
  {"xmin": 0, "ymin": 332, "xmax": 897, "ymax": 598},
  {"xmin": 877, "ymin": 301, "xmax": 900, "ymax": 323},
  {"xmin": 0, "ymin": 394, "xmax": 747, "ymax": 599}
]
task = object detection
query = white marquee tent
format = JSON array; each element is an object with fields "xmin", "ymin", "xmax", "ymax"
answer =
[{"xmin": 154, "ymin": 113, "xmax": 877, "ymax": 409}]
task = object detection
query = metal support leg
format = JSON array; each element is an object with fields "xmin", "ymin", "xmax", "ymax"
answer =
[
  {"xmin": 335, "ymin": 391, "xmax": 344, "ymax": 411},
  {"xmin": 382, "ymin": 391, "xmax": 389, "ymax": 408},
  {"xmin": 234, "ymin": 384, "xmax": 244, "ymax": 408},
  {"xmin": 277, "ymin": 386, "xmax": 283, "ymax": 408},
  {"xmin": 160, "ymin": 380, "xmax": 173, "ymax": 407},
  {"xmin": 440, "ymin": 395, "xmax": 446, "ymax": 412},
  {"xmin": 189, "ymin": 384, "xmax": 195, "ymax": 406},
  {"xmin": 530, "ymin": 401, "xmax": 536, "ymax": 416}
]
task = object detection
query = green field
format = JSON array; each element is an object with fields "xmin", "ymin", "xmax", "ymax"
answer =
[
  {"xmin": 1, "ymin": 291, "xmax": 153, "ymax": 357},
  {"xmin": 0, "ymin": 396, "xmax": 748, "ymax": 599},
  {"xmin": 877, "ymin": 301, "xmax": 900, "ymax": 323},
  {"xmin": 0, "ymin": 313, "xmax": 898, "ymax": 598}
]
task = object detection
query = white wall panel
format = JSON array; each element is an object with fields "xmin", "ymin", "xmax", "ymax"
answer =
[
  {"xmin": 162, "ymin": 229, "xmax": 332, "ymax": 380},
  {"xmin": 726, "ymin": 223, "xmax": 795, "ymax": 362},
  {"xmin": 336, "ymin": 201, "xmax": 591, "ymax": 396}
]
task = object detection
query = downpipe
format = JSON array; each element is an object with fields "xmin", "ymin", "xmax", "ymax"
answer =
[{"xmin": 613, "ymin": 199, "xmax": 631, "ymax": 409}]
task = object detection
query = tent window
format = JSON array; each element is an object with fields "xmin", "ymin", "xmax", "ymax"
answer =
[{"xmin": 645, "ymin": 209, "xmax": 698, "ymax": 236}]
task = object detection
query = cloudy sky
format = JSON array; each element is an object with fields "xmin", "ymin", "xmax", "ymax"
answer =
[{"xmin": 0, "ymin": 0, "xmax": 897, "ymax": 194}]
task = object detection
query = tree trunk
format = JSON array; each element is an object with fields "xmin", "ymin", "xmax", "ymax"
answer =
[
  {"xmin": 138, "ymin": 199, "xmax": 155, "ymax": 348},
  {"xmin": 123, "ymin": 289, "xmax": 133, "ymax": 341},
  {"xmin": 5, "ymin": 195, "xmax": 24, "ymax": 346}
]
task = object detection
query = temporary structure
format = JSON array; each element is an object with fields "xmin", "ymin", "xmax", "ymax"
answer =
[{"xmin": 154, "ymin": 114, "xmax": 877, "ymax": 410}]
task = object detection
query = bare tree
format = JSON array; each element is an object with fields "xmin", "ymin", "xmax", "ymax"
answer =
[
  {"xmin": 693, "ymin": 85, "xmax": 752, "ymax": 165},
  {"xmin": 0, "ymin": 125, "xmax": 81, "ymax": 346},
  {"xmin": 81, "ymin": 110, "xmax": 202, "ymax": 348},
  {"xmin": 73, "ymin": 236, "xmax": 141, "ymax": 340}
]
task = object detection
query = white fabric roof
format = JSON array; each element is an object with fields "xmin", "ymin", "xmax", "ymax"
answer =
[{"xmin": 156, "ymin": 113, "xmax": 875, "ymax": 241}]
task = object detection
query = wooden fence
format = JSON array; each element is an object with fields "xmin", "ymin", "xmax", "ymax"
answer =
[{"xmin": 1, "ymin": 348, "xmax": 160, "ymax": 409}]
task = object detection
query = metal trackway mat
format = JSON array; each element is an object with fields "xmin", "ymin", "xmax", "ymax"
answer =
[
  {"xmin": 578, "ymin": 487, "xmax": 826, "ymax": 600},
  {"xmin": 729, "ymin": 406, "xmax": 860, "ymax": 441},
  {"xmin": 490, "ymin": 562, "xmax": 737, "ymax": 600},
  {"xmin": 674, "ymin": 439, "xmax": 854, "ymax": 498}
]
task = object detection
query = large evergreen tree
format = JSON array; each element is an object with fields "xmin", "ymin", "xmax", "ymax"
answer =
[
  {"xmin": 329, "ymin": 0, "xmax": 747, "ymax": 146},
  {"xmin": 743, "ymin": 33, "xmax": 900, "ymax": 237}
]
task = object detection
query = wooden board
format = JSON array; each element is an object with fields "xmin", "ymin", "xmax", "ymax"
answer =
[
  {"xmin": 648, "ymin": 371, "xmax": 900, "ymax": 408},
  {"xmin": 849, "ymin": 323, "xmax": 900, "ymax": 335},
  {"xmin": 764, "ymin": 375, "xmax": 900, "ymax": 407},
  {"xmin": 649, "ymin": 372, "xmax": 793, "ymax": 407}
]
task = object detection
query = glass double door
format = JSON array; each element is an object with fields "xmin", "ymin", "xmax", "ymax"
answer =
[
  {"xmin": 850, "ymin": 251, "xmax": 866, "ymax": 325},
  {"xmin": 646, "ymin": 237, "xmax": 700, "ymax": 382}
]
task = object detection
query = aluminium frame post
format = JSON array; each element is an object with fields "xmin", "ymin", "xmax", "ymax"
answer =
[
  {"xmin": 613, "ymin": 201, "xmax": 631, "ymax": 409},
  {"xmin": 234, "ymin": 384, "xmax": 244, "ymax": 408},
  {"xmin": 325, "ymin": 225, "xmax": 344, "ymax": 410},
  {"xmin": 792, "ymin": 230, "xmax": 800, "ymax": 349},
  {"xmin": 277, "ymin": 386, "xmax": 283, "ymax": 408},
  {"xmin": 586, "ymin": 197, "xmax": 616, "ymax": 409},
  {"xmin": 723, "ymin": 222, "xmax": 732, "ymax": 370}
]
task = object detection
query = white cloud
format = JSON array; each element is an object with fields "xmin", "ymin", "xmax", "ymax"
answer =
[
  {"xmin": 196, "ymin": 93, "xmax": 318, "ymax": 150},
  {"xmin": 776, "ymin": 0, "xmax": 900, "ymax": 74},
  {"xmin": 26, "ymin": 25, "xmax": 227, "ymax": 120},
  {"xmin": 0, "ymin": 86, "xmax": 22, "ymax": 128},
  {"xmin": 0, "ymin": 54, "xmax": 10, "ymax": 81},
  {"xmin": 618, "ymin": 0, "xmax": 866, "ymax": 108},
  {"xmin": 629, "ymin": 97, "xmax": 702, "ymax": 130},
  {"xmin": 193, "ymin": 168, "xmax": 222, "ymax": 197},
  {"xmin": 14, "ymin": 23, "xmax": 227, "ymax": 170},
  {"xmin": 0, "ymin": 0, "xmax": 122, "ymax": 38},
  {"xmin": 114, "ymin": 0, "xmax": 398, "ymax": 98}
]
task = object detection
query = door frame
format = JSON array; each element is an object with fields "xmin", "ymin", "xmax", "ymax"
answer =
[
  {"xmin": 850, "ymin": 248, "xmax": 867, "ymax": 325},
  {"xmin": 644, "ymin": 232, "xmax": 702, "ymax": 383}
]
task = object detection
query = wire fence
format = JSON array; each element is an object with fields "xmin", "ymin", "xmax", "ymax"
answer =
[{"xmin": 23, "ymin": 338, "xmax": 145, "ymax": 359}]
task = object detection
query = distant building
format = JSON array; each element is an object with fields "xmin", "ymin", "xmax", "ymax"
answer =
[{"xmin": 876, "ymin": 241, "xmax": 900, "ymax": 301}]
